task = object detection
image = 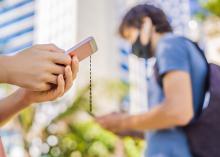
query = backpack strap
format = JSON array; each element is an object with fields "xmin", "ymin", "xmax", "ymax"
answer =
[
  {"xmin": 182, "ymin": 38, "xmax": 209, "ymax": 90},
  {"xmin": 183, "ymin": 38, "xmax": 209, "ymax": 67},
  {"xmin": 155, "ymin": 37, "xmax": 209, "ymax": 89},
  {"xmin": 154, "ymin": 37, "xmax": 209, "ymax": 118},
  {"xmin": 182, "ymin": 37, "xmax": 210, "ymax": 117}
]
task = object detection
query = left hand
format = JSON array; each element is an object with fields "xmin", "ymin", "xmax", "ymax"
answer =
[
  {"xmin": 96, "ymin": 112, "xmax": 128, "ymax": 133},
  {"xmin": 18, "ymin": 56, "xmax": 79, "ymax": 105}
]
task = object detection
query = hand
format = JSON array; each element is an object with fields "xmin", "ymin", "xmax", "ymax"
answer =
[
  {"xmin": 96, "ymin": 112, "xmax": 128, "ymax": 133},
  {"xmin": 0, "ymin": 57, "xmax": 78, "ymax": 125},
  {"xmin": 1, "ymin": 44, "xmax": 71, "ymax": 91},
  {"xmin": 17, "ymin": 56, "xmax": 79, "ymax": 105}
]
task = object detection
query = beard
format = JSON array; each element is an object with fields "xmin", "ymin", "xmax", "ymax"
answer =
[{"xmin": 131, "ymin": 37, "xmax": 154, "ymax": 59}]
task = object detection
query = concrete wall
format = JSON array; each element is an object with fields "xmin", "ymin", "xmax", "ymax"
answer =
[{"xmin": 76, "ymin": 0, "xmax": 121, "ymax": 87}]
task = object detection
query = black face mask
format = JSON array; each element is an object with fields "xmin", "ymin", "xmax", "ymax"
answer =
[{"xmin": 131, "ymin": 35, "xmax": 153, "ymax": 59}]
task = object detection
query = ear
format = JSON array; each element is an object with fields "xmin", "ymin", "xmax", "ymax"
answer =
[{"xmin": 152, "ymin": 25, "xmax": 156, "ymax": 33}]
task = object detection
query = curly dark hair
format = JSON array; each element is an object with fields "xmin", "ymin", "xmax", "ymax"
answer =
[{"xmin": 119, "ymin": 4, "xmax": 173, "ymax": 38}]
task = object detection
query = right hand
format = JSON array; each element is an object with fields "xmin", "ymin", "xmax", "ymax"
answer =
[
  {"xmin": 5, "ymin": 44, "xmax": 71, "ymax": 91},
  {"xmin": 18, "ymin": 56, "xmax": 79, "ymax": 105}
]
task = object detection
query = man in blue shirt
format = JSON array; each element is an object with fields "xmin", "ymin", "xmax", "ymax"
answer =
[{"xmin": 96, "ymin": 4, "xmax": 207, "ymax": 157}]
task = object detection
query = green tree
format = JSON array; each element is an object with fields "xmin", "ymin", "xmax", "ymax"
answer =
[{"xmin": 202, "ymin": 0, "xmax": 220, "ymax": 17}]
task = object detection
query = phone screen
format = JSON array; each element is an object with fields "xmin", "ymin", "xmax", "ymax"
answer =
[{"xmin": 66, "ymin": 37, "xmax": 97, "ymax": 61}]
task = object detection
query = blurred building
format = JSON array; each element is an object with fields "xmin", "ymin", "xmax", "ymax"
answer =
[
  {"xmin": 0, "ymin": 0, "xmax": 125, "ymax": 156},
  {"xmin": 0, "ymin": 0, "xmax": 34, "ymax": 54},
  {"xmin": 0, "ymin": 1, "xmax": 35, "ymax": 156}
]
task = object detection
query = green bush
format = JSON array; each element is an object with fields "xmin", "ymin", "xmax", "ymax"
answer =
[
  {"xmin": 39, "ymin": 81, "xmax": 143, "ymax": 156},
  {"xmin": 41, "ymin": 120, "xmax": 145, "ymax": 157},
  {"xmin": 202, "ymin": 0, "xmax": 220, "ymax": 17},
  {"xmin": 17, "ymin": 81, "xmax": 144, "ymax": 157}
]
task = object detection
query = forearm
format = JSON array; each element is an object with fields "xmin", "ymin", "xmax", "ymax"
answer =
[
  {"xmin": 0, "ymin": 89, "xmax": 31, "ymax": 125},
  {"xmin": 122, "ymin": 104, "xmax": 182, "ymax": 132},
  {"xmin": 116, "ymin": 72, "xmax": 194, "ymax": 132},
  {"xmin": 0, "ymin": 55, "xmax": 10, "ymax": 83}
]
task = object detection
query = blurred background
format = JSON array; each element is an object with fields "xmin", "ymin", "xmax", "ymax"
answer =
[{"xmin": 0, "ymin": 0, "xmax": 220, "ymax": 157}]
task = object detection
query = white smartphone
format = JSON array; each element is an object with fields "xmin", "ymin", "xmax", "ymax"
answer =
[{"xmin": 66, "ymin": 37, "xmax": 98, "ymax": 61}]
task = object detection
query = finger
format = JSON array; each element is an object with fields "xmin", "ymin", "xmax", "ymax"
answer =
[
  {"xmin": 64, "ymin": 66, "xmax": 73, "ymax": 92},
  {"xmin": 49, "ymin": 63, "xmax": 65, "ymax": 75},
  {"xmin": 45, "ymin": 74, "xmax": 58, "ymax": 84},
  {"xmin": 54, "ymin": 74, "xmax": 65, "ymax": 97},
  {"xmin": 37, "ymin": 44, "xmax": 65, "ymax": 53},
  {"xmin": 37, "ymin": 83, "xmax": 51, "ymax": 91},
  {"xmin": 50, "ymin": 52, "xmax": 71, "ymax": 65},
  {"xmin": 71, "ymin": 56, "xmax": 79, "ymax": 79}
]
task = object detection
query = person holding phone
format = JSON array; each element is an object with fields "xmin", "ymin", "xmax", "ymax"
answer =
[
  {"xmin": 0, "ymin": 43, "xmax": 79, "ymax": 124},
  {"xmin": 96, "ymin": 4, "xmax": 208, "ymax": 157},
  {"xmin": 0, "ymin": 43, "xmax": 79, "ymax": 156},
  {"xmin": 0, "ymin": 36, "xmax": 97, "ymax": 155}
]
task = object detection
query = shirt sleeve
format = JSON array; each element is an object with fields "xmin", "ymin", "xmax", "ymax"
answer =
[{"xmin": 156, "ymin": 37, "xmax": 190, "ymax": 77}]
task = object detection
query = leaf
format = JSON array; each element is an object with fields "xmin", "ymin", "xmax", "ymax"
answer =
[
  {"xmin": 52, "ymin": 85, "xmax": 90, "ymax": 123},
  {"xmin": 202, "ymin": 0, "xmax": 220, "ymax": 17},
  {"xmin": 18, "ymin": 106, "xmax": 35, "ymax": 133}
]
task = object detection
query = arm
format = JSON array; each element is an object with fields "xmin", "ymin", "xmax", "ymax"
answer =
[
  {"xmin": 0, "ymin": 74, "xmax": 65, "ymax": 125},
  {"xmin": 0, "ymin": 56, "xmax": 10, "ymax": 83},
  {"xmin": 97, "ymin": 71, "xmax": 194, "ymax": 132},
  {"xmin": 127, "ymin": 71, "xmax": 193, "ymax": 131},
  {"xmin": 0, "ymin": 89, "xmax": 30, "ymax": 125}
]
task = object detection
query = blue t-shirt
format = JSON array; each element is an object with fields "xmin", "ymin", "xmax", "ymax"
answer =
[{"xmin": 145, "ymin": 34, "xmax": 208, "ymax": 157}]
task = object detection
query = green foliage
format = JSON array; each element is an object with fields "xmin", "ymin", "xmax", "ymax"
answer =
[
  {"xmin": 194, "ymin": 12, "xmax": 207, "ymax": 21},
  {"xmin": 202, "ymin": 0, "xmax": 220, "ymax": 17},
  {"xmin": 18, "ymin": 106, "xmax": 35, "ymax": 133},
  {"xmin": 87, "ymin": 141, "xmax": 109, "ymax": 157},
  {"xmin": 43, "ymin": 121, "xmax": 118, "ymax": 157},
  {"xmin": 43, "ymin": 114, "xmax": 145, "ymax": 157},
  {"xmin": 53, "ymin": 85, "xmax": 91, "ymax": 123},
  {"xmin": 123, "ymin": 137, "xmax": 145, "ymax": 157},
  {"xmin": 53, "ymin": 80, "xmax": 129, "ymax": 123},
  {"xmin": 17, "ymin": 80, "xmax": 143, "ymax": 157}
]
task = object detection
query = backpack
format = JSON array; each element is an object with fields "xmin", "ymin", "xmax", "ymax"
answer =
[{"xmin": 182, "ymin": 39, "xmax": 220, "ymax": 157}]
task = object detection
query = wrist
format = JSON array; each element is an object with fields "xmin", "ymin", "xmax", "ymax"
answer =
[
  {"xmin": 14, "ymin": 89, "xmax": 33, "ymax": 109},
  {"xmin": 120, "ymin": 114, "xmax": 131, "ymax": 131}
]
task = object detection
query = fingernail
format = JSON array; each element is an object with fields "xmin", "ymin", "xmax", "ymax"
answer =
[
  {"xmin": 73, "ymin": 56, "xmax": 78, "ymax": 62},
  {"xmin": 65, "ymin": 66, "xmax": 68, "ymax": 73},
  {"xmin": 66, "ymin": 66, "xmax": 71, "ymax": 71},
  {"xmin": 59, "ymin": 74, "xmax": 63, "ymax": 80}
]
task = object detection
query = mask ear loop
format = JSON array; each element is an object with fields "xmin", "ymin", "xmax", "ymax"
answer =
[{"xmin": 148, "ymin": 28, "xmax": 154, "ymax": 58}]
